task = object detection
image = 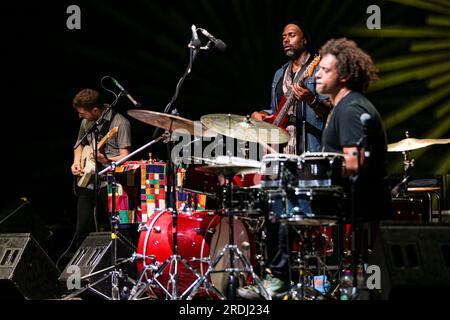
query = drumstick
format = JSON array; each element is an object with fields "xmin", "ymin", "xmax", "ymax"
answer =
[{"xmin": 259, "ymin": 141, "xmax": 278, "ymax": 154}]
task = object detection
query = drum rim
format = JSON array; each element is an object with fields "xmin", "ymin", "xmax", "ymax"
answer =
[
  {"xmin": 261, "ymin": 153, "xmax": 300, "ymax": 161},
  {"xmin": 299, "ymin": 151, "xmax": 345, "ymax": 159}
]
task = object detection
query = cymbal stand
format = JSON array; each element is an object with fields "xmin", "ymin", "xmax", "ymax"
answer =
[
  {"xmin": 130, "ymin": 28, "xmax": 219, "ymax": 300},
  {"xmin": 392, "ymin": 132, "xmax": 415, "ymax": 198},
  {"xmin": 182, "ymin": 173, "xmax": 271, "ymax": 300}
]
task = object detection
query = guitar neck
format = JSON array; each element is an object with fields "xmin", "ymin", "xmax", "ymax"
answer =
[{"xmin": 272, "ymin": 55, "xmax": 320, "ymax": 127}]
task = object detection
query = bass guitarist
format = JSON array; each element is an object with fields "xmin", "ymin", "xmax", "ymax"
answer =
[
  {"xmin": 251, "ymin": 21, "xmax": 331, "ymax": 154},
  {"xmin": 240, "ymin": 22, "xmax": 332, "ymax": 299},
  {"xmin": 70, "ymin": 88, "xmax": 131, "ymax": 249}
]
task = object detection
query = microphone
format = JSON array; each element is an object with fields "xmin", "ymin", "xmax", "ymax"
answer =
[
  {"xmin": 111, "ymin": 77, "xmax": 141, "ymax": 108},
  {"xmin": 199, "ymin": 28, "xmax": 227, "ymax": 51},
  {"xmin": 190, "ymin": 24, "xmax": 201, "ymax": 48},
  {"xmin": 360, "ymin": 113, "xmax": 372, "ymax": 158}
]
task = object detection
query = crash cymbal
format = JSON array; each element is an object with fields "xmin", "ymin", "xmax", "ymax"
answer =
[
  {"xmin": 127, "ymin": 109, "xmax": 216, "ymax": 137},
  {"xmin": 200, "ymin": 113, "xmax": 289, "ymax": 144},
  {"xmin": 387, "ymin": 138, "xmax": 450, "ymax": 152}
]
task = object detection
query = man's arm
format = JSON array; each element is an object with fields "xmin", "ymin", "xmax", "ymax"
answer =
[
  {"xmin": 71, "ymin": 144, "xmax": 84, "ymax": 176},
  {"xmin": 97, "ymin": 147, "xmax": 130, "ymax": 166},
  {"xmin": 342, "ymin": 146, "xmax": 366, "ymax": 177}
]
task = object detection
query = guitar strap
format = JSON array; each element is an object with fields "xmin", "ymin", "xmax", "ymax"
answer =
[
  {"xmin": 295, "ymin": 53, "xmax": 318, "ymax": 154},
  {"xmin": 98, "ymin": 110, "xmax": 115, "ymax": 141}
]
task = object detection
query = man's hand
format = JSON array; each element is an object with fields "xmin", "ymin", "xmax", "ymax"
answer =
[
  {"xmin": 71, "ymin": 162, "xmax": 83, "ymax": 176},
  {"xmin": 95, "ymin": 151, "xmax": 110, "ymax": 166},
  {"xmin": 251, "ymin": 111, "xmax": 269, "ymax": 121},
  {"xmin": 292, "ymin": 83, "xmax": 315, "ymax": 104}
]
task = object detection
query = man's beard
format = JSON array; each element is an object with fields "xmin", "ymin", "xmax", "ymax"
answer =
[
  {"xmin": 285, "ymin": 47, "xmax": 303, "ymax": 60},
  {"xmin": 286, "ymin": 49, "xmax": 302, "ymax": 60}
]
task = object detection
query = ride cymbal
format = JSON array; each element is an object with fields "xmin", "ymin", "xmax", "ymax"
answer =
[{"xmin": 200, "ymin": 113, "xmax": 289, "ymax": 144}]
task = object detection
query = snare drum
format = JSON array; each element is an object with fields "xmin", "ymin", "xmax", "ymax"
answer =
[
  {"xmin": 260, "ymin": 153, "xmax": 299, "ymax": 189},
  {"xmin": 296, "ymin": 152, "xmax": 345, "ymax": 188}
]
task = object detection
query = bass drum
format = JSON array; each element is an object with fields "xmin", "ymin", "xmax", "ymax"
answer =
[{"xmin": 136, "ymin": 210, "xmax": 254, "ymax": 299}]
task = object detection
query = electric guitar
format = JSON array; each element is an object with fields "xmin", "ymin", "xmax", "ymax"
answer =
[
  {"xmin": 77, "ymin": 127, "xmax": 119, "ymax": 188},
  {"xmin": 264, "ymin": 55, "xmax": 321, "ymax": 129}
]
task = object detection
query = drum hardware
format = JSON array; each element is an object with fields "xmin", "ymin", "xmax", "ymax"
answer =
[
  {"xmin": 135, "ymin": 209, "xmax": 253, "ymax": 299},
  {"xmin": 126, "ymin": 34, "xmax": 223, "ymax": 298},
  {"xmin": 181, "ymin": 160, "xmax": 271, "ymax": 300},
  {"xmin": 125, "ymin": 125, "xmax": 217, "ymax": 299},
  {"xmin": 288, "ymin": 227, "xmax": 336, "ymax": 300}
]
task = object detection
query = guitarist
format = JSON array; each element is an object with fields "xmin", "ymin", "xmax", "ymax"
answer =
[
  {"xmin": 70, "ymin": 88, "xmax": 131, "ymax": 249},
  {"xmin": 251, "ymin": 21, "xmax": 332, "ymax": 154},
  {"xmin": 240, "ymin": 22, "xmax": 332, "ymax": 300}
]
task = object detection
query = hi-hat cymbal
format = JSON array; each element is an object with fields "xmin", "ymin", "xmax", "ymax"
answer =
[
  {"xmin": 200, "ymin": 113, "xmax": 289, "ymax": 144},
  {"xmin": 387, "ymin": 138, "xmax": 450, "ymax": 152},
  {"xmin": 196, "ymin": 164, "xmax": 259, "ymax": 177},
  {"xmin": 195, "ymin": 156, "xmax": 261, "ymax": 176},
  {"xmin": 128, "ymin": 109, "xmax": 217, "ymax": 137}
]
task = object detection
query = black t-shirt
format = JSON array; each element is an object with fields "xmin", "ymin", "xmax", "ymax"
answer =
[{"xmin": 322, "ymin": 91, "xmax": 391, "ymax": 220}]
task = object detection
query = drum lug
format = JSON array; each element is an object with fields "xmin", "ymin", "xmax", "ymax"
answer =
[
  {"xmin": 153, "ymin": 226, "xmax": 161, "ymax": 233},
  {"xmin": 138, "ymin": 224, "xmax": 148, "ymax": 232},
  {"xmin": 195, "ymin": 227, "xmax": 215, "ymax": 234}
]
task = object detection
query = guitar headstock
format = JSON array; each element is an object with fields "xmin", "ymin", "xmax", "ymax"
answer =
[
  {"xmin": 106, "ymin": 126, "xmax": 119, "ymax": 138},
  {"xmin": 303, "ymin": 55, "xmax": 321, "ymax": 79},
  {"xmin": 97, "ymin": 126, "xmax": 119, "ymax": 149}
]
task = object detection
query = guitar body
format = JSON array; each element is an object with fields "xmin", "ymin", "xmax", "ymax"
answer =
[
  {"xmin": 76, "ymin": 126, "xmax": 119, "ymax": 188},
  {"xmin": 263, "ymin": 96, "xmax": 290, "ymax": 129},
  {"xmin": 264, "ymin": 56, "xmax": 321, "ymax": 131},
  {"xmin": 77, "ymin": 145, "xmax": 96, "ymax": 188}
]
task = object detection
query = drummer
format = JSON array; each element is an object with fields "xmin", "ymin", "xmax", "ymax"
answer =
[{"xmin": 315, "ymin": 38, "xmax": 391, "ymax": 222}]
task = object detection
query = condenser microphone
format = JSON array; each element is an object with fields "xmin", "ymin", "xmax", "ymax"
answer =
[
  {"xmin": 360, "ymin": 113, "xmax": 372, "ymax": 158},
  {"xmin": 198, "ymin": 28, "xmax": 227, "ymax": 51},
  {"xmin": 111, "ymin": 77, "xmax": 141, "ymax": 108},
  {"xmin": 190, "ymin": 24, "xmax": 201, "ymax": 48}
]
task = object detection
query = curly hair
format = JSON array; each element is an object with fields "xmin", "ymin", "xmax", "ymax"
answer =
[
  {"xmin": 72, "ymin": 88, "xmax": 101, "ymax": 111},
  {"xmin": 319, "ymin": 38, "xmax": 378, "ymax": 92}
]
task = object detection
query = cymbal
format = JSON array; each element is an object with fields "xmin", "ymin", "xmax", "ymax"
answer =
[
  {"xmin": 195, "ymin": 156, "xmax": 261, "ymax": 176},
  {"xmin": 127, "ymin": 109, "xmax": 217, "ymax": 137},
  {"xmin": 200, "ymin": 113, "xmax": 290, "ymax": 144},
  {"xmin": 196, "ymin": 164, "xmax": 259, "ymax": 177},
  {"xmin": 387, "ymin": 138, "xmax": 450, "ymax": 152}
]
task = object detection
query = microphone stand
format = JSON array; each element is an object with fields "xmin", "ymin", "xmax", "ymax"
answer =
[
  {"xmin": 66, "ymin": 134, "xmax": 166, "ymax": 300},
  {"xmin": 130, "ymin": 34, "xmax": 214, "ymax": 300},
  {"xmin": 346, "ymin": 132, "xmax": 367, "ymax": 298}
]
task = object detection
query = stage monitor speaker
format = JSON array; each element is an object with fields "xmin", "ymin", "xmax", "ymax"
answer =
[
  {"xmin": 0, "ymin": 233, "xmax": 62, "ymax": 299},
  {"xmin": 0, "ymin": 198, "xmax": 52, "ymax": 246},
  {"xmin": 369, "ymin": 224, "xmax": 450, "ymax": 299},
  {"xmin": 58, "ymin": 232, "xmax": 136, "ymax": 299}
]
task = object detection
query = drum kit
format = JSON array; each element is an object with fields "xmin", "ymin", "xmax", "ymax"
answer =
[
  {"xmin": 111, "ymin": 109, "xmax": 360, "ymax": 300},
  {"xmin": 67, "ymin": 109, "xmax": 450, "ymax": 300}
]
